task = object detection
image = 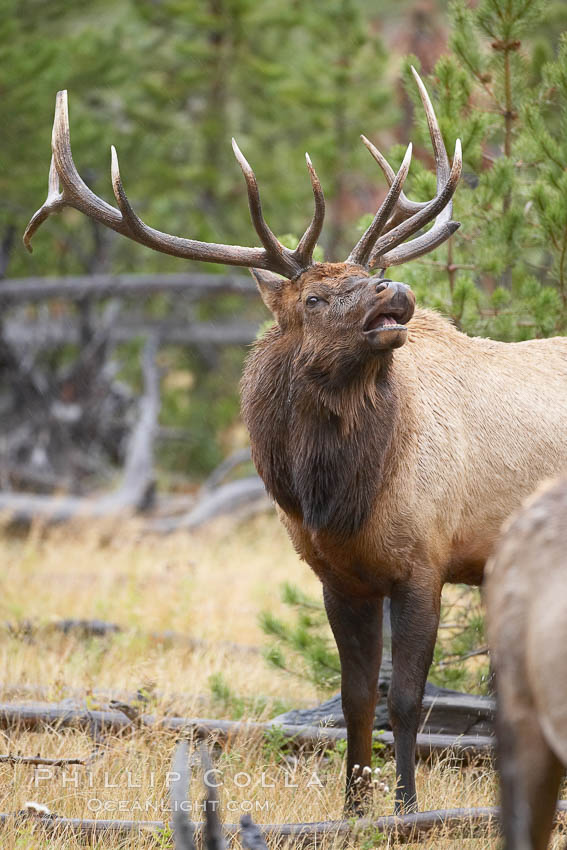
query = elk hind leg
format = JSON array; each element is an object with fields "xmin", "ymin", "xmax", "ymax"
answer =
[
  {"xmin": 498, "ymin": 708, "xmax": 564, "ymax": 850},
  {"xmin": 388, "ymin": 579, "xmax": 441, "ymax": 814}
]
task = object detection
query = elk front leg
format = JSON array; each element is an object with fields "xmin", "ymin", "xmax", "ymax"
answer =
[
  {"xmin": 388, "ymin": 579, "xmax": 441, "ymax": 813},
  {"xmin": 322, "ymin": 585, "xmax": 383, "ymax": 816}
]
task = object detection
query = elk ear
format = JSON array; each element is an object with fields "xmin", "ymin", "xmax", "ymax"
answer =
[{"xmin": 248, "ymin": 268, "xmax": 287, "ymax": 317}]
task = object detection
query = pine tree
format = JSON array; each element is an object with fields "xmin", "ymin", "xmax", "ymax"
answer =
[
  {"xmin": 522, "ymin": 33, "xmax": 567, "ymax": 321},
  {"xmin": 1, "ymin": 0, "xmax": 150, "ymax": 278},
  {"xmin": 124, "ymin": 0, "xmax": 394, "ymax": 264},
  {"xmin": 389, "ymin": 0, "xmax": 567, "ymax": 339}
]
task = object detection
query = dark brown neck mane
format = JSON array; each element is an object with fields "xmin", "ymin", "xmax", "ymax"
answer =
[{"xmin": 241, "ymin": 324, "xmax": 398, "ymax": 540}]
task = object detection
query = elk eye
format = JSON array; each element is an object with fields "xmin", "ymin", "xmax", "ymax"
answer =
[{"xmin": 306, "ymin": 295, "xmax": 321, "ymax": 307}]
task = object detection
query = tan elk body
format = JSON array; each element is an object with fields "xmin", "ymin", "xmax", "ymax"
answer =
[
  {"xmin": 244, "ymin": 291, "xmax": 567, "ymax": 594},
  {"xmin": 486, "ymin": 477, "xmax": 567, "ymax": 850},
  {"xmin": 23, "ymin": 69, "xmax": 567, "ymax": 813},
  {"xmin": 240, "ymin": 262, "xmax": 567, "ymax": 813}
]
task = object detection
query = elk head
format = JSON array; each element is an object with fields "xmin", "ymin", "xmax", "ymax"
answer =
[{"xmin": 24, "ymin": 68, "xmax": 462, "ymax": 368}]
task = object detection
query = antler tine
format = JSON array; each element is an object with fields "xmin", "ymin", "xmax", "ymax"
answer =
[
  {"xmin": 368, "ymin": 68, "xmax": 460, "ymax": 268},
  {"xmin": 348, "ymin": 68, "xmax": 462, "ymax": 270},
  {"xmin": 294, "ymin": 153, "xmax": 325, "ymax": 266},
  {"xmin": 110, "ymin": 146, "xmax": 147, "ymax": 240},
  {"xmin": 411, "ymin": 65, "xmax": 450, "ymax": 192},
  {"xmin": 377, "ymin": 218, "xmax": 461, "ymax": 267},
  {"xmin": 23, "ymin": 155, "xmax": 64, "ymax": 251},
  {"xmin": 367, "ymin": 64, "xmax": 460, "ymax": 268},
  {"xmin": 358, "ymin": 66, "xmax": 453, "ymax": 231},
  {"xmin": 369, "ymin": 138, "xmax": 462, "ymax": 268},
  {"xmin": 347, "ymin": 141, "xmax": 412, "ymax": 266},
  {"xmin": 360, "ymin": 135, "xmax": 426, "ymax": 224},
  {"xmin": 51, "ymin": 90, "xmax": 125, "ymax": 229},
  {"xmin": 23, "ymin": 91, "xmax": 306, "ymax": 276},
  {"xmin": 24, "ymin": 90, "xmax": 123, "ymax": 252},
  {"xmin": 231, "ymin": 139, "xmax": 301, "ymax": 278}
]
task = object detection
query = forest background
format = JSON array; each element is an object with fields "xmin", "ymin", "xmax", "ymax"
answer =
[{"xmin": 3, "ymin": 0, "xmax": 567, "ymax": 480}]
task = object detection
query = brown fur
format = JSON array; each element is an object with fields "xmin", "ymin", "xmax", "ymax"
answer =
[
  {"xmin": 241, "ymin": 261, "xmax": 567, "ymax": 812},
  {"xmin": 486, "ymin": 478, "xmax": 567, "ymax": 850}
]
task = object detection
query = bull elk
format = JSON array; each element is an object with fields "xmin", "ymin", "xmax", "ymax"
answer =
[
  {"xmin": 486, "ymin": 477, "xmax": 567, "ymax": 850},
  {"xmin": 24, "ymin": 69, "xmax": 567, "ymax": 814}
]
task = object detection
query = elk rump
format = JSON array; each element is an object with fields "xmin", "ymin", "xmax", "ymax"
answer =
[{"xmin": 486, "ymin": 476, "xmax": 567, "ymax": 850}]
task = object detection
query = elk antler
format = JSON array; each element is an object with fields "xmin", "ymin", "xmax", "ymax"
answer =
[
  {"xmin": 347, "ymin": 67, "xmax": 462, "ymax": 269},
  {"xmin": 23, "ymin": 91, "xmax": 325, "ymax": 280}
]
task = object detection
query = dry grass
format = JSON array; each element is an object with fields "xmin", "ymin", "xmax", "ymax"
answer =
[{"xmin": 0, "ymin": 512, "xmax": 563, "ymax": 849}]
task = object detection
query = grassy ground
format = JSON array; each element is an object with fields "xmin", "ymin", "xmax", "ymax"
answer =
[{"xmin": 0, "ymin": 512, "xmax": 563, "ymax": 849}]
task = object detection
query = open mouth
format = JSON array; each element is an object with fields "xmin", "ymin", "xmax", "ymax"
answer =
[
  {"xmin": 362, "ymin": 304, "xmax": 410, "ymax": 351},
  {"xmin": 362, "ymin": 307, "xmax": 407, "ymax": 334}
]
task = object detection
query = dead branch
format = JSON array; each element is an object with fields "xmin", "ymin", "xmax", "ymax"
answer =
[
  {"xmin": 0, "ymin": 463, "xmax": 73, "ymax": 494},
  {"xmin": 102, "ymin": 333, "xmax": 159, "ymax": 513},
  {"xmin": 0, "ymin": 335, "xmax": 160, "ymax": 524},
  {"xmin": 435, "ymin": 646, "xmax": 490, "ymax": 668},
  {"xmin": 199, "ymin": 746, "xmax": 228, "ymax": 850},
  {"xmin": 0, "ymin": 274, "xmax": 257, "ymax": 304},
  {"xmin": 148, "ymin": 477, "xmax": 271, "ymax": 534},
  {"xmin": 53, "ymin": 619, "xmax": 121, "ymax": 637},
  {"xmin": 0, "ymin": 754, "xmax": 85, "ymax": 766},
  {"xmin": 199, "ymin": 447, "xmax": 252, "ymax": 495},
  {"xmin": 0, "ymin": 275, "xmax": 264, "ymax": 516},
  {"xmin": 239, "ymin": 814, "xmax": 270, "ymax": 850},
  {"xmin": 56, "ymin": 300, "xmax": 120, "ymax": 398},
  {"xmin": 108, "ymin": 699, "xmax": 143, "ymax": 724},
  {"xmin": 6, "ymin": 802, "xmax": 567, "ymax": 845},
  {"xmin": 170, "ymin": 742, "xmax": 262, "ymax": 850},
  {"xmin": 0, "ymin": 701, "xmax": 494, "ymax": 759},
  {"xmin": 171, "ymin": 740, "xmax": 195, "ymax": 850},
  {"xmin": 4, "ymin": 618, "xmax": 260, "ymax": 657}
]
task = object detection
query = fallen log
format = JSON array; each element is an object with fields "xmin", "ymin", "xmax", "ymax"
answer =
[
  {"xmin": 0, "ymin": 473, "xmax": 271, "ymax": 531},
  {"xmin": 0, "ymin": 754, "xmax": 85, "ymax": 767},
  {"xmin": 275, "ymin": 688, "xmax": 495, "ymax": 738},
  {"xmin": 4, "ymin": 618, "xmax": 261, "ymax": 656},
  {"xmin": 0, "ymin": 702, "xmax": 494, "ymax": 759},
  {"xmin": 54, "ymin": 619, "xmax": 121, "ymax": 638},
  {"xmin": 5, "ymin": 803, "xmax": 567, "ymax": 845},
  {"xmin": 4, "ymin": 318, "xmax": 259, "ymax": 349},
  {"xmin": 0, "ymin": 273, "xmax": 257, "ymax": 304},
  {"xmin": 0, "ymin": 703, "xmax": 134, "ymax": 735}
]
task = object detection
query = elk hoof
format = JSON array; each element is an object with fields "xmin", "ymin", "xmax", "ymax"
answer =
[{"xmin": 346, "ymin": 764, "xmax": 390, "ymax": 816}]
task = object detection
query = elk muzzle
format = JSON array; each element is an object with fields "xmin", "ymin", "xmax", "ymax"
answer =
[{"xmin": 362, "ymin": 280, "xmax": 416, "ymax": 351}]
